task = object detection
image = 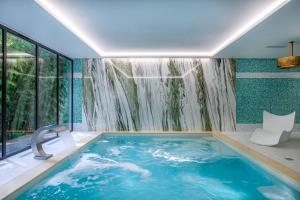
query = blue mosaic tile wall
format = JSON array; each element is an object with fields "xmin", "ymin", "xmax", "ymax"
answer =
[
  {"xmin": 236, "ymin": 59, "xmax": 300, "ymax": 72},
  {"xmin": 236, "ymin": 59, "xmax": 300, "ymax": 124},
  {"xmin": 73, "ymin": 59, "xmax": 83, "ymax": 123},
  {"xmin": 73, "ymin": 59, "xmax": 83, "ymax": 73}
]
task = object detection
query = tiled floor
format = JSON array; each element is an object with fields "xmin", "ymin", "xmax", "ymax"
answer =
[{"xmin": 223, "ymin": 132, "xmax": 300, "ymax": 174}]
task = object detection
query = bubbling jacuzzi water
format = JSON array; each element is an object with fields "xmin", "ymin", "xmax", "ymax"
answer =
[{"xmin": 15, "ymin": 134, "xmax": 300, "ymax": 200}]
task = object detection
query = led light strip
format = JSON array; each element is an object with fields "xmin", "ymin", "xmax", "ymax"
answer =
[
  {"xmin": 35, "ymin": 0, "xmax": 290, "ymax": 58},
  {"xmin": 211, "ymin": 0, "xmax": 290, "ymax": 55},
  {"xmin": 34, "ymin": 0, "xmax": 105, "ymax": 55},
  {"xmin": 108, "ymin": 59, "xmax": 198, "ymax": 79},
  {"xmin": 101, "ymin": 51, "xmax": 213, "ymax": 58}
]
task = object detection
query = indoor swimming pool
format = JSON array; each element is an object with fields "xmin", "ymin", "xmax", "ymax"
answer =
[{"xmin": 10, "ymin": 134, "xmax": 300, "ymax": 200}]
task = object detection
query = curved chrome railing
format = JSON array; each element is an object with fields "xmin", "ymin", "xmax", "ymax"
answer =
[{"xmin": 31, "ymin": 124, "xmax": 68, "ymax": 160}]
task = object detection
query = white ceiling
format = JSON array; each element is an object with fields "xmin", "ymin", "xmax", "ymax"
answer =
[
  {"xmin": 0, "ymin": 0, "xmax": 299, "ymax": 58},
  {"xmin": 216, "ymin": 0, "xmax": 300, "ymax": 58},
  {"xmin": 0, "ymin": 0, "xmax": 99, "ymax": 58}
]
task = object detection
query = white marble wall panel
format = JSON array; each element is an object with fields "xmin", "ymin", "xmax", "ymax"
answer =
[{"xmin": 81, "ymin": 58, "xmax": 236, "ymax": 131}]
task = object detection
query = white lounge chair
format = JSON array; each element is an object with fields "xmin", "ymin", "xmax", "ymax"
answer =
[{"xmin": 250, "ymin": 111, "xmax": 295, "ymax": 146}]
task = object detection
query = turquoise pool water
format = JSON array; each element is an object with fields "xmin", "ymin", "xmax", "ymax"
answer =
[{"xmin": 13, "ymin": 134, "xmax": 300, "ymax": 200}]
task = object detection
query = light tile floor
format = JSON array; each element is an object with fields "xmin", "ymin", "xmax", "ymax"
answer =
[{"xmin": 223, "ymin": 132, "xmax": 300, "ymax": 174}]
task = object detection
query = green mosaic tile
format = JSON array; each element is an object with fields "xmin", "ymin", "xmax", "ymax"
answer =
[
  {"xmin": 73, "ymin": 78, "xmax": 82, "ymax": 123},
  {"xmin": 236, "ymin": 59, "xmax": 300, "ymax": 73},
  {"xmin": 73, "ymin": 59, "xmax": 83, "ymax": 73},
  {"xmin": 237, "ymin": 78, "xmax": 300, "ymax": 124}
]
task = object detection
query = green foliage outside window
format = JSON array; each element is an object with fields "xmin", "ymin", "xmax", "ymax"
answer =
[
  {"xmin": 0, "ymin": 30, "xmax": 71, "ymax": 156},
  {"xmin": 6, "ymin": 33, "xmax": 35, "ymax": 145},
  {"xmin": 38, "ymin": 47, "xmax": 57, "ymax": 127},
  {"xmin": 59, "ymin": 57, "xmax": 71, "ymax": 128}
]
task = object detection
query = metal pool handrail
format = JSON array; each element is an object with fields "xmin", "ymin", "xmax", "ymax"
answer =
[{"xmin": 31, "ymin": 124, "xmax": 68, "ymax": 160}]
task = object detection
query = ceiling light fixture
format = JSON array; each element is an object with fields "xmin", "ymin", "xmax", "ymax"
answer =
[
  {"xmin": 35, "ymin": 0, "xmax": 290, "ymax": 58},
  {"xmin": 277, "ymin": 41, "xmax": 300, "ymax": 68}
]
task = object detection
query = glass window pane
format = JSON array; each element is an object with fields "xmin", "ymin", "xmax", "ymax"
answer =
[
  {"xmin": 0, "ymin": 29, "xmax": 2, "ymax": 157},
  {"xmin": 59, "ymin": 57, "xmax": 72, "ymax": 130},
  {"xmin": 6, "ymin": 33, "xmax": 36, "ymax": 155},
  {"xmin": 38, "ymin": 47, "xmax": 57, "ymax": 128}
]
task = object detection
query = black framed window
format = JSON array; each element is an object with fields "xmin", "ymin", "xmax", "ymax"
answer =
[
  {"xmin": 6, "ymin": 32, "xmax": 36, "ymax": 155},
  {"xmin": 0, "ymin": 29, "xmax": 3, "ymax": 158},
  {"xmin": 59, "ymin": 56, "xmax": 72, "ymax": 130},
  {"xmin": 0, "ymin": 23, "xmax": 73, "ymax": 159},
  {"xmin": 38, "ymin": 47, "xmax": 58, "ymax": 128}
]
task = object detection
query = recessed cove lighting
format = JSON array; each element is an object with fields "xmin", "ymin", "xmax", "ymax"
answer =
[
  {"xmin": 34, "ymin": 0, "xmax": 105, "ymax": 56},
  {"xmin": 101, "ymin": 52, "xmax": 213, "ymax": 58},
  {"xmin": 211, "ymin": 0, "xmax": 290, "ymax": 55},
  {"xmin": 35, "ymin": 0, "xmax": 290, "ymax": 57},
  {"xmin": 109, "ymin": 59, "xmax": 198, "ymax": 79}
]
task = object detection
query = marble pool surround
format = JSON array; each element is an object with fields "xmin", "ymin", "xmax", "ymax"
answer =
[{"xmin": 1, "ymin": 131, "xmax": 300, "ymax": 199}]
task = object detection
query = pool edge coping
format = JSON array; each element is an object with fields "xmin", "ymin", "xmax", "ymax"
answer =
[
  {"xmin": 0, "ymin": 132, "xmax": 103, "ymax": 200},
  {"xmin": 213, "ymin": 132, "xmax": 300, "ymax": 189}
]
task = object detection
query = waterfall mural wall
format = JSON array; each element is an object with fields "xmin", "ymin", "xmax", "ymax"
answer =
[{"xmin": 79, "ymin": 58, "xmax": 236, "ymax": 132}]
